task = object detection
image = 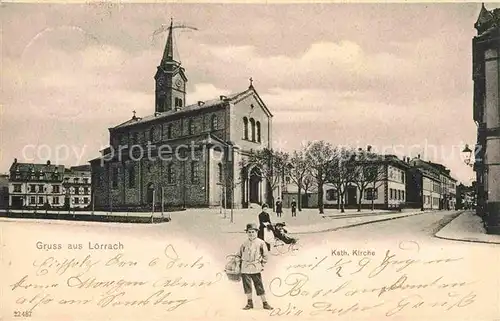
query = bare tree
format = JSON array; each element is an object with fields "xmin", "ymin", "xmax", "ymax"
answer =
[
  {"xmin": 351, "ymin": 149, "xmax": 386, "ymax": 212},
  {"xmin": 302, "ymin": 174, "xmax": 316, "ymax": 209},
  {"xmin": 243, "ymin": 148, "xmax": 289, "ymax": 210},
  {"xmin": 304, "ymin": 141, "xmax": 335, "ymax": 214},
  {"xmin": 326, "ymin": 147, "xmax": 357, "ymax": 213},
  {"xmin": 287, "ymin": 149, "xmax": 308, "ymax": 211}
]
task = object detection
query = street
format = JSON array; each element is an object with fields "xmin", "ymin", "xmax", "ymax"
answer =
[{"xmin": 1, "ymin": 210, "xmax": 498, "ymax": 320}]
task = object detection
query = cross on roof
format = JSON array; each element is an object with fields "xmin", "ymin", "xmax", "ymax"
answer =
[
  {"xmin": 249, "ymin": 77, "xmax": 254, "ymax": 88},
  {"xmin": 132, "ymin": 110, "xmax": 136, "ymax": 118}
]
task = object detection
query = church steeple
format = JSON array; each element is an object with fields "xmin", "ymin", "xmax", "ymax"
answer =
[
  {"xmin": 154, "ymin": 18, "xmax": 187, "ymax": 113},
  {"xmin": 161, "ymin": 18, "xmax": 175, "ymax": 65}
]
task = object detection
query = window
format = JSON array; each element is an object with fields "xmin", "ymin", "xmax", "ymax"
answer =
[
  {"xmin": 167, "ymin": 163, "xmax": 175, "ymax": 184},
  {"xmin": 128, "ymin": 167, "xmax": 136, "ymax": 188},
  {"xmin": 53, "ymin": 197, "xmax": 59, "ymax": 204},
  {"xmin": 398, "ymin": 190, "xmax": 401, "ymax": 200},
  {"xmin": 188, "ymin": 119, "xmax": 195, "ymax": 135},
  {"xmin": 74, "ymin": 188, "xmax": 80, "ymax": 195},
  {"xmin": 38, "ymin": 184, "xmax": 44, "ymax": 193},
  {"xmin": 52, "ymin": 185, "xmax": 60, "ymax": 193},
  {"xmin": 326, "ymin": 189, "xmax": 337, "ymax": 201},
  {"xmin": 243, "ymin": 117, "xmax": 249, "ymax": 139},
  {"xmin": 38, "ymin": 196, "xmax": 43, "ymax": 204},
  {"xmin": 285, "ymin": 176, "xmax": 291, "ymax": 184},
  {"xmin": 74, "ymin": 197, "xmax": 79, "ymax": 204},
  {"xmin": 365, "ymin": 188, "xmax": 378, "ymax": 200},
  {"xmin": 390, "ymin": 188, "xmax": 393, "ymax": 200},
  {"xmin": 74, "ymin": 178, "xmax": 79, "ymax": 183},
  {"xmin": 175, "ymin": 97, "xmax": 183, "ymax": 108},
  {"xmin": 256, "ymin": 121, "xmax": 261, "ymax": 143},
  {"xmin": 30, "ymin": 185, "xmax": 36, "ymax": 193},
  {"xmin": 83, "ymin": 187, "xmax": 89, "ymax": 194},
  {"xmin": 83, "ymin": 178, "xmax": 89, "ymax": 184},
  {"xmin": 13, "ymin": 184, "xmax": 21, "ymax": 193},
  {"xmin": 30, "ymin": 196, "xmax": 36, "ymax": 204},
  {"xmin": 211, "ymin": 115, "xmax": 218, "ymax": 131},
  {"xmin": 402, "ymin": 191, "xmax": 405, "ymax": 200},
  {"xmin": 84, "ymin": 197, "xmax": 89, "ymax": 204},
  {"xmin": 167, "ymin": 124, "xmax": 173, "ymax": 139},
  {"xmin": 250, "ymin": 118, "xmax": 256, "ymax": 142},
  {"xmin": 191, "ymin": 162, "xmax": 199, "ymax": 184},
  {"xmin": 112, "ymin": 167, "xmax": 118, "ymax": 188},
  {"xmin": 218, "ymin": 163, "xmax": 223, "ymax": 183},
  {"xmin": 149, "ymin": 127, "xmax": 155, "ymax": 143}
]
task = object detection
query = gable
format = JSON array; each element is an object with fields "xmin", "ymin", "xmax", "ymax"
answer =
[{"xmin": 232, "ymin": 89, "xmax": 273, "ymax": 118}]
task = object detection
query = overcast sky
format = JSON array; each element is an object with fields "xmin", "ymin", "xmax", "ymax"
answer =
[{"xmin": 2, "ymin": 3, "xmax": 498, "ymax": 184}]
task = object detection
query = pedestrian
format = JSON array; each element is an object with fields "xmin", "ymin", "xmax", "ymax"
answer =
[
  {"xmin": 258, "ymin": 203, "xmax": 274, "ymax": 251},
  {"xmin": 291, "ymin": 198, "xmax": 297, "ymax": 217},
  {"xmin": 275, "ymin": 198, "xmax": 283, "ymax": 218},
  {"xmin": 235, "ymin": 223, "xmax": 273, "ymax": 311}
]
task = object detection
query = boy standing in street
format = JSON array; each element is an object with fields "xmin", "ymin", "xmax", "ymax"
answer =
[{"xmin": 236, "ymin": 223, "xmax": 273, "ymax": 310}]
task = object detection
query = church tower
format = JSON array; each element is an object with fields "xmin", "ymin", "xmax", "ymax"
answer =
[{"xmin": 154, "ymin": 19, "xmax": 187, "ymax": 113}]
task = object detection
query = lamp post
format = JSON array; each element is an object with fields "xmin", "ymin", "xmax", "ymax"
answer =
[{"xmin": 462, "ymin": 144, "xmax": 474, "ymax": 167}]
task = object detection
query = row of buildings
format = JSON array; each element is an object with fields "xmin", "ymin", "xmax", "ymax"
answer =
[
  {"xmin": 281, "ymin": 154, "xmax": 458, "ymax": 211},
  {"xmin": 1, "ymin": 160, "xmax": 92, "ymax": 210}
]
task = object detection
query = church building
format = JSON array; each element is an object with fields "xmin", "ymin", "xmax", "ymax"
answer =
[{"xmin": 90, "ymin": 20, "xmax": 273, "ymax": 210}]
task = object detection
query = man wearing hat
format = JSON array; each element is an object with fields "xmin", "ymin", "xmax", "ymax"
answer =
[{"xmin": 234, "ymin": 222, "xmax": 273, "ymax": 310}]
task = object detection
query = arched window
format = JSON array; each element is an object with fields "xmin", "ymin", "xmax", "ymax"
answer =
[
  {"xmin": 191, "ymin": 161, "xmax": 199, "ymax": 184},
  {"xmin": 256, "ymin": 121, "xmax": 261, "ymax": 143},
  {"xmin": 166, "ymin": 124, "xmax": 173, "ymax": 139},
  {"xmin": 175, "ymin": 98, "xmax": 179, "ymax": 108},
  {"xmin": 167, "ymin": 163, "xmax": 174, "ymax": 184},
  {"xmin": 249, "ymin": 118, "xmax": 256, "ymax": 142},
  {"xmin": 149, "ymin": 127, "xmax": 155, "ymax": 143},
  {"xmin": 211, "ymin": 115, "xmax": 218, "ymax": 131},
  {"xmin": 128, "ymin": 166, "xmax": 135, "ymax": 188},
  {"xmin": 179, "ymin": 99, "xmax": 183, "ymax": 107},
  {"xmin": 188, "ymin": 119, "xmax": 195, "ymax": 135},
  {"xmin": 243, "ymin": 117, "xmax": 248, "ymax": 140},
  {"xmin": 218, "ymin": 163, "xmax": 223, "ymax": 183}
]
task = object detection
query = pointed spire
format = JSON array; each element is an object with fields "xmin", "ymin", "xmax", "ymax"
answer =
[
  {"xmin": 475, "ymin": 3, "xmax": 493, "ymax": 32},
  {"xmin": 161, "ymin": 18, "xmax": 175, "ymax": 65}
]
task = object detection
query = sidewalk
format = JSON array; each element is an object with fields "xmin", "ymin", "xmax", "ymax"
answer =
[
  {"xmin": 435, "ymin": 211, "xmax": 500, "ymax": 244},
  {"xmin": 220, "ymin": 208, "xmax": 434, "ymax": 234}
]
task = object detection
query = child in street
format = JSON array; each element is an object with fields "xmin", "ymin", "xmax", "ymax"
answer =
[
  {"xmin": 235, "ymin": 223, "xmax": 273, "ymax": 311},
  {"xmin": 274, "ymin": 222, "xmax": 298, "ymax": 245}
]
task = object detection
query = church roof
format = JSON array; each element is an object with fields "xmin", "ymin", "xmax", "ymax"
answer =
[{"xmin": 112, "ymin": 87, "xmax": 258, "ymax": 130}]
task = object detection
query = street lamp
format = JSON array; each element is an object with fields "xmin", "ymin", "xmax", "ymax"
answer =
[{"xmin": 462, "ymin": 144, "xmax": 474, "ymax": 167}]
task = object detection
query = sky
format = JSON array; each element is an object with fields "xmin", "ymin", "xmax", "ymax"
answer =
[{"xmin": 2, "ymin": 3, "xmax": 498, "ymax": 184}]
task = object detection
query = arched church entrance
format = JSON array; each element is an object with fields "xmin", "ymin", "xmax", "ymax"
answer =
[{"xmin": 249, "ymin": 167, "xmax": 261, "ymax": 204}]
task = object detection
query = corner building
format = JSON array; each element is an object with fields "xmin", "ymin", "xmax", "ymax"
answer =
[
  {"xmin": 472, "ymin": 5, "xmax": 500, "ymax": 234},
  {"xmin": 90, "ymin": 21, "xmax": 273, "ymax": 210}
]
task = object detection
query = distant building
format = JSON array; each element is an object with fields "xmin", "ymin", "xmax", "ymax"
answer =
[
  {"xmin": 322, "ymin": 154, "xmax": 410, "ymax": 210},
  {"xmin": 7, "ymin": 159, "xmax": 92, "ymax": 210},
  {"xmin": 90, "ymin": 20, "xmax": 273, "ymax": 210},
  {"xmin": 8, "ymin": 159, "xmax": 65, "ymax": 209},
  {"xmin": 406, "ymin": 156, "xmax": 457, "ymax": 211},
  {"xmin": 0, "ymin": 174, "xmax": 9, "ymax": 209},
  {"xmin": 63, "ymin": 165, "xmax": 92, "ymax": 209},
  {"xmin": 472, "ymin": 4, "xmax": 500, "ymax": 234}
]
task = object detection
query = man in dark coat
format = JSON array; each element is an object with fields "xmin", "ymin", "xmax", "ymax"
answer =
[
  {"xmin": 275, "ymin": 199, "xmax": 283, "ymax": 218},
  {"xmin": 258, "ymin": 203, "xmax": 273, "ymax": 251},
  {"xmin": 291, "ymin": 199, "xmax": 297, "ymax": 217}
]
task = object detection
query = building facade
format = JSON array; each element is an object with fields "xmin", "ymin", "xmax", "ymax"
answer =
[
  {"xmin": 8, "ymin": 159, "xmax": 65, "ymax": 210},
  {"xmin": 7, "ymin": 160, "xmax": 92, "ymax": 210},
  {"xmin": 320, "ymin": 155, "xmax": 409, "ymax": 210},
  {"xmin": 63, "ymin": 165, "xmax": 92, "ymax": 209},
  {"xmin": 90, "ymin": 21, "xmax": 273, "ymax": 210},
  {"xmin": 472, "ymin": 5, "xmax": 500, "ymax": 234},
  {"xmin": 0, "ymin": 174, "xmax": 9, "ymax": 209}
]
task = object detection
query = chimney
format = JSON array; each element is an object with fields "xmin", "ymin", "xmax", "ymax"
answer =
[
  {"xmin": 367, "ymin": 145, "xmax": 372, "ymax": 152},
  {"xmin": 219, "ymin": 95, "xmax": 227, "ymax": 100},
  {"xmin": 47, "ymin": 160, "xmax": 51, "ymax": 165},
  {"xmin": 198, "ymin": 101, "xmax": 205, "ymax": 106},
  {"xmin": 418, "ymin": 154, "xmax": 421, "ymax": 159},
  {"xmin": 14, "ymin": 158, "xmax": 17, "ymax": 164}
]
